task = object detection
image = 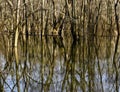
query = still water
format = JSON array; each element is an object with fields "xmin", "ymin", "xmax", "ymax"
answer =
[{"xmin": 0, "ymin": 34, "xmax": 120, "ymax": 92}]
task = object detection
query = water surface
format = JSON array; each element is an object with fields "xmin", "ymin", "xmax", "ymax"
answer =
[{"xmin": 0, "ymin": 34, "xmax": 120, "ymax": 92}]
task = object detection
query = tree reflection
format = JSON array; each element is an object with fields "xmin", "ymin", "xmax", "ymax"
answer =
[{"xmin": 0, "ymin": 34, "xmax": 120, "ymax": 92}]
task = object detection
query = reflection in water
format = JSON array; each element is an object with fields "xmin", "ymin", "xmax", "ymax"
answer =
[{"xmin": 0, "ymin": 34, "xmax": 120, "ymax": 92}]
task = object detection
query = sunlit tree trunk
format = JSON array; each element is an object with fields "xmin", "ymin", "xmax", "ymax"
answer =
[
  {"xmin": 15, "ymin": 0, "xmax": 21, "ymax": 47},
  {"xmin": 41, "ymin": 0, "xmax": 45, "ymax": 36},
  {"xmin": 14, "ymin": 1, "xmax": 20, "ymax": 91},
  {"xmin": 24, "ymin": 0, "xmax": 28, "ymax": 39}
]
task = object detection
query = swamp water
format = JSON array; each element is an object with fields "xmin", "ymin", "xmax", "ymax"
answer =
[{"xmin": 0, "ymin": 34, "xmax": 120, "ymax": 92}]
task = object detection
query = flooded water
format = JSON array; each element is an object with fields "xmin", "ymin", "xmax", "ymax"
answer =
[{"xmin": 0, "ymin": 34, "xmax": 120, "ymax": 92}]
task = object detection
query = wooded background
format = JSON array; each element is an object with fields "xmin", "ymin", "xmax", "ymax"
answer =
[{"xmin": 0, "ymin": 0, "xmax": 119, "ymax": 45}]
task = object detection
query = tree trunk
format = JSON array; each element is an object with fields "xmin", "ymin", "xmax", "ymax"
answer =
[
  {"xmin": 71, "ymin": 0, "xmax": 76, "ymax": 40},
  {"xmin": 14, "ymin": 0, "xmax": 21, "ymax": 47}
]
